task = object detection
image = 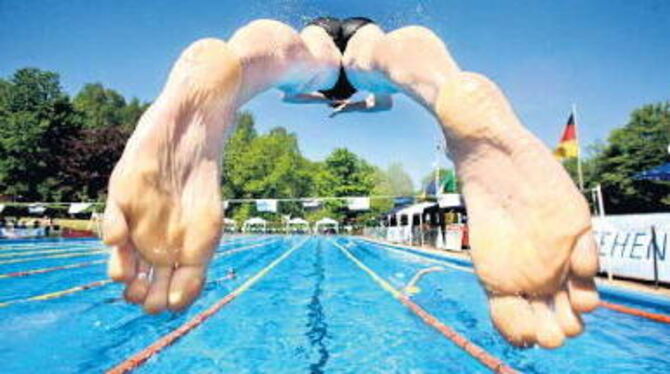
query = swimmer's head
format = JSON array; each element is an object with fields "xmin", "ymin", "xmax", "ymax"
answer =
[{"xmin": 307, "ymin": 16, "xmax": 375, "ymax": 52}]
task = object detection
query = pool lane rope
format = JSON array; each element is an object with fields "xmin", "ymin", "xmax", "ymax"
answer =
[
  {"xmin": 331, "ymin": 240, "xmax": 517, "ymax": 374},
  {"xmin": 0, "ymin": 239, "xmax": 273, "ymax": 279},
  {"xmin": 0, "ymin": 259, "xmax": 107, "ymax": 279},
  {"xmin": 360, "ymin": 238, "xmax": 670, "ymax": 327},
  {"xmin": 0, "ymin": 238, "xmax": 281, "ymax": 308},
  {"xmin": 0, "ymin": 246, "xmax": 104, "ymax": 258},
  {"xmin": 0, "ymin": 242, "xmax": 96, "ymax": 251},
  {"xmin": 0, "ymin": 237, "xmax": 271, "ymax": 279},
  {"xmin": 363, "ymin": 240, "xmax": 474, "ymax": 273},
  {"xmin": 0, "ymin": 250, "xmax": 107, "ymax": 265},
  {"xmin": 0, "ymin": 279, "xmax": 112, "ymax": 308},
  {"xmin": 600, "ymin": 301, "xmax": 670, "ymax": 324},
  {"xmin": 107, "ymin": 237, "xmax": 310, "ymax": 374}
]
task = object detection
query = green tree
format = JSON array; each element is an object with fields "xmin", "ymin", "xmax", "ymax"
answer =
[
  {"xmin": 319, "ymin": 148, "xmax": 375, "ymax": 197},
  {"xmin": 314, "ymin": 148, "xmax": 378, "ymax": 222},
  {"xmin": 221, "ymin": 112, "xmax": 258, "ymax": 199},
  {"xmin": 121, "ymin": 98, "xmax": 149, "ymax": 131},
  {"xmin": 222, "ymin": 112, "xmax": 316, "ymax": 219},
  {"xmin": 73, "ymin": 83, "xmax": 148, "ymax": 130},
  {"xmin": 573, "ymin": 102, "xmax": 670, "ymax": 213},
  {"xmin": 0, "ymin": 68, "xmax": 80, "ymax": 201},
  {"xmin": 371, "ymin": 167, "xmax": 394, "ymax": 213},
  {"xmin": 73, "ymin": 83, "xmax": 125, "ymax": 128},
  {"xmin": 385, "ymin": 162, "xmax": 414, "ymax": 196}
]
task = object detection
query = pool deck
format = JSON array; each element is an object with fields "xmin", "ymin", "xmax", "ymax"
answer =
[{"xmin": 359, "ymin": 235, "xmax": 670, "ymax": 299}]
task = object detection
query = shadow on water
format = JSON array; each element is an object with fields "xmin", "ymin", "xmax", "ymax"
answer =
[{"xmin": 306, "ymin": 239, "xmax": 329, "ymax": 374}]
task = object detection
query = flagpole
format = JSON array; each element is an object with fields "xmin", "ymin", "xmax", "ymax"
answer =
[{"xmin": 573, "ymin": 103, "xmax": 585, "ymax": 191}]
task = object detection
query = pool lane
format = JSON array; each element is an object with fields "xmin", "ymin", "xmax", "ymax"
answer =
[
  {"xmin": 0, "ymin": 236, "xmax": 270, "ymax": 303},
  {"xmin": 3, "ymin": 236, "xmax": 669, "ymax": 373},
  {"xmin": 0, "ymin": 236, "xmax": 285, "ymax": 373},
  {"xmin": 138, "ymin": 237, "xmax": 484, "ymax": 373},
  {"xmin": 346, "ymin": 238, "xmax": 670, "ymax": 374}
]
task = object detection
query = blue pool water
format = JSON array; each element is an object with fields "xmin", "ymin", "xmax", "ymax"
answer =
[{"xmin": 0, "ymin": 236, "xmax": 669, "ymax": 373}]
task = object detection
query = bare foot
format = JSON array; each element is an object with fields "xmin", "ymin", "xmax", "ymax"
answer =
[
  {"xmin": 342, "ymin": 23, "xmax": 598, "ymax": 348},
  {"xmin": 103, "ymin": 38, "xmax": 242, "ymax": 313},
  {"xmin": 435, "ymin": 72, "xmax": 600, "ymax": 348}
]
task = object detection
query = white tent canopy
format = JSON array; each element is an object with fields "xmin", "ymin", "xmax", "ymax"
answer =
[
  {"xmin": 314, "ymin": 217, "xmax": 339, "ymax": 233},
  {"xmin": 287, "ymin": 217, "xmax": 310, "ymax": 232},
  {"xmin": 288, "ymin": 217, "xmax": 309, "ymax": 225},
  {"xmin": 242, "ymin": 217, "xmax": 267, "ymax": 233}
]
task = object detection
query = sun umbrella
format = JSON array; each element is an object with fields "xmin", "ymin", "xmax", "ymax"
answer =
[{"xmin": 634, "ymin": 162, "xmax": 670, "ymax": 181}]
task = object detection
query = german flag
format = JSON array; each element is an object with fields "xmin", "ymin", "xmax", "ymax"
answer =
[{"xmin": 554, "ymin": 113, "xmax": 579, "ymax": 160}]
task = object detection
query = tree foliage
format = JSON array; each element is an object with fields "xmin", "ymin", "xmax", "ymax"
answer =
[
  {"xmin": 562, "ymin": 102, "xmax": 670, "ymax": 213},
  {"xmin": 0, "ymin": 68, "xmax": 80, "ymax": 200},
  {"xmin": 0, "ymin": 68, "xmax": 147, "ymax": 202},
  {"xmin": 221, "ymin": 115, "xmax": 383, "ymax": 221},
  {"xmin": 589, "ymin": 103, "xmax": 670, "ymax": 213}
]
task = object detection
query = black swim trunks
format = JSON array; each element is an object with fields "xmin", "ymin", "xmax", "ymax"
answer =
[{"xmin": 307, "ymin": 16, "xmax": 375, "ymax": 100}]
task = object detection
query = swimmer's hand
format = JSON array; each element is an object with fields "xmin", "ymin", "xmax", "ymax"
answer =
[
  {"xmin": 328, "ymin": 100, "xmax": 351, "ymax": 117},
  {"xmin": 328, "ymin": 95, "xmax": 392, "ymax": 117},
  {"xmin": 329, "ymin": 99, "xmax": 371, "ymax": 117}
]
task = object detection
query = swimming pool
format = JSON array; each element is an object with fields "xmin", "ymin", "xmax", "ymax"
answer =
[{"xmin": 0, "ymin": 236, "xmax": 668, "ymax": 373}]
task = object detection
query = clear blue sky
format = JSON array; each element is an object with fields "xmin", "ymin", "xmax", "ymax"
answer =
[{"xmin": 1, "ymin": 0, "xmax": 669, "ymax": 188}]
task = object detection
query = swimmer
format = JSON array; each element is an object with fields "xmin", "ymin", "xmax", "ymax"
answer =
[
  {"xmin": 280, "ymin": 17, "xmax": 393, "ymax": 117},
  {"xmin": 225, "ymin": 267, "xmax": 237, "ymax": 280},
  {"xmin": 103, "ymin": 17, "xmax": 599, "ymax": 349}
]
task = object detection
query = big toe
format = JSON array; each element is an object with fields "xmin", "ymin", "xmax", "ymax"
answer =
[
  {"xmin": 568, "ymin": 276, "xmax": 600, "ymax": 313},
  {"xmin": 570, "ymin": 229, "xmax": 599, "ymax": 278},
  {"xmin": 108, "ymin": 242, "xmax": 136, "ymax": 283},
  {"xmin": 489, "ymin": 295, "xmax": 536, "ymax": 347},
  {"xmin": 102, "ymin": 201, "xmax": 128, "ymax": 246}
]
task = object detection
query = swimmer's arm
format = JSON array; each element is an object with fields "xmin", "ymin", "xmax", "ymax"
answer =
[
  {"xmin": 329, "ymin": 94, "xmax": 393, "ymax": 117},
  {"xmin": 282, "ymin": 91, "xmax": 330, "ymax": 104}
]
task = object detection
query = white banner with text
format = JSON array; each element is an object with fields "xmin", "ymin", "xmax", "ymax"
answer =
[{"xmin": 592, "ymin": 213, "xmax": 669, "ymax": 282}]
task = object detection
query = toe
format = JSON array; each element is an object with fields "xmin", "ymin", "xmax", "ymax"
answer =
[
  {"xmin": 530, "ymin": 298, "xmax": 565, "ymax": 349},
  {"xmin": 168, "ymin": 265, "xmax": 206, "ymax": 311},
  {"xmin": 554, "ymin": 290, "xmax": 583, "ymax": 337},
  {"xmin": 143, "ymin": 266, "xmax": 174, "ymax": 314},
  {"xmin": 108, "ymin": 242, "xmax": 136, "ymax": 283},
  {"xmin": 568, "ymin": 276, "xmax": 600, "ymax": 313},
  {"xmin": 124, "ymin": 259, "xmax": 151, "ymax": 304},
  {"xmin": 489, "ymin": 295, "xmax": 536, "ymax": 347},
  {"xmin": 102, "ymin": 201, "xmax": 128, "ymax": 246},
  {"xmin": 570, "ymin": 229, "xmax": 600, "ymax": 278}
]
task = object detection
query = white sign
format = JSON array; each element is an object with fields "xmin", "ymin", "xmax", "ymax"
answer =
[
  {"xmin": 438, "ymin": 193, "xmax": 462, "ymax": 208},
  {"xmin": 68, "ymin": 203, "xmax": 92, "ymax": 214},
  {"xmin": 256, "ymin": 199, "xmax": 277, "ymax": 213},
  {"xmin": 592, "ymin": 213, "xmax": 669, "ymax": 282},
  {"xmin": 444, "ymin": 224, "xmax": 464, "ymax": 251},
  {"xmin": 303, "ymin": 199, "xmax": 321, "ymax": 209},
  {"xmin": 347, "ymin": 197, "xmax": 370, "ymax": 211},
  {"xmin": 28, "ymin": 203, "xmax": 46, "ymax": 215}
]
